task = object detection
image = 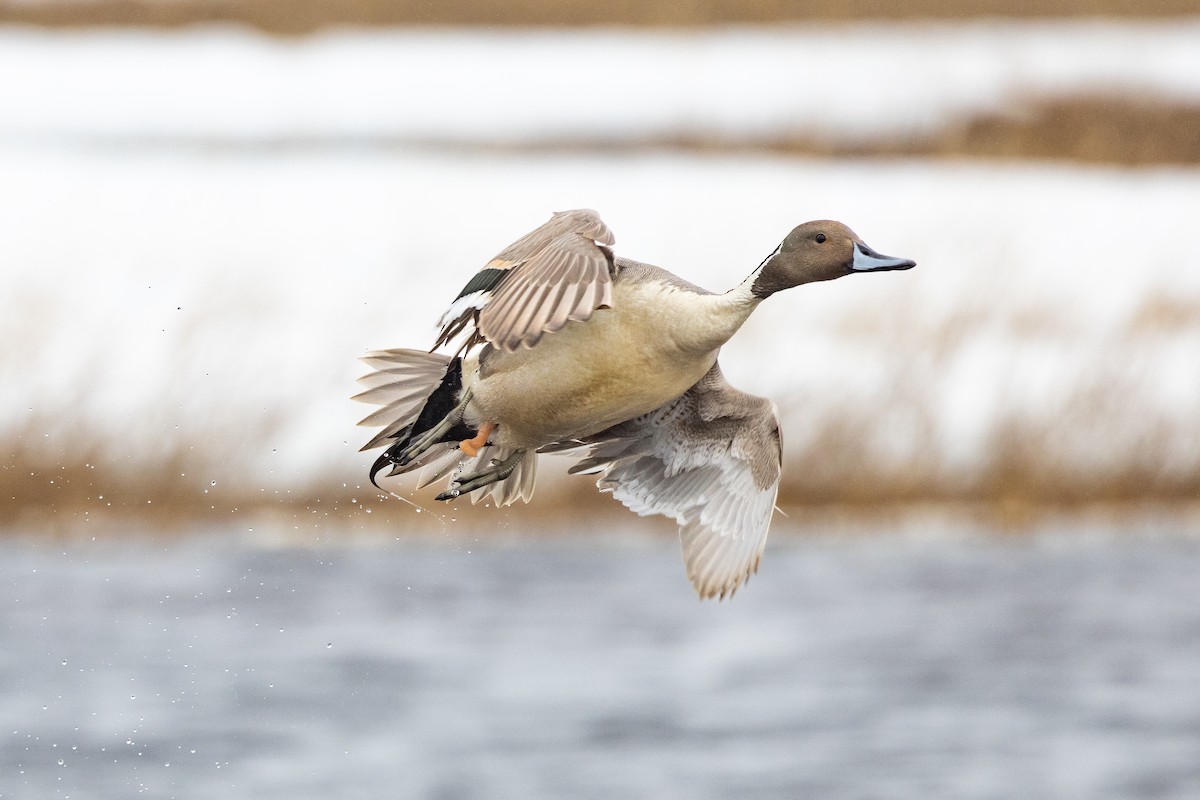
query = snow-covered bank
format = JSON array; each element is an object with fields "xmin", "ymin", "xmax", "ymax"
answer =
[
  {"xmin": 3, "ymin": 21, "xmax": 1200, "ymax": 146},
  {"xmin": 3, "ymin": 148, "xmax": 1198, "ymax": 505}
]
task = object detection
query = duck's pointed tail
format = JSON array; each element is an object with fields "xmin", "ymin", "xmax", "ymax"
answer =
[
  {"xmin": 352, "ymin": 348, "xmax": 536, "ymax": 506},
  {"xmin": 354, "ymin": 349, "xmax": 467, "ymax": 486}
]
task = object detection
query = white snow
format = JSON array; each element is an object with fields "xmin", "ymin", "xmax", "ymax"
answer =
[{"xmin": 2, "ymin": 21, "xmax": 1200, "ymax": 145}]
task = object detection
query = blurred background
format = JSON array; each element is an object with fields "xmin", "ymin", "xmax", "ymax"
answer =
[{"xmin": 1, "ymin": 1, "xmax": 1199, "ymax": 798}]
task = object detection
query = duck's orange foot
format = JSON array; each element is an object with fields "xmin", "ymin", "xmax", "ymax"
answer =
[{"xmin": 459, "ymin": 421, "xmax": 495, "ymax": 458}]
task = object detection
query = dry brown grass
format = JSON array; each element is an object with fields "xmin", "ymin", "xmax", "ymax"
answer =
[
  {"xmin": 777, "ymin": 294, "xmax": 1200, "ymax": 519},
  {"xmin": 931, "ymin": 96, "xmax": 1200, "ymax": 166},
  {"xmin": 11, "ymin": 287, "xmax": 1197, "ymax": 532},
  {"xmin": 1128, "ymin": 292, "xmax": 1200, "ymax": 334},
  {"xmin": 11, "ymin": 293, "xmax": 1197, "ymax": 532},
  {"xmin": 1, "ymin": 415, "xmax": 230, "ymax": 532},
  {"xmin": 180, "ymin": 95, "xmax": 1192, "ymax": 166},
  {"xmin": 5, "ymin": 0, "xmax": 1200, "ymax": 33},
  {"xmin": 7, "ymin": 388, "xmax": 1198, "ymax": 535},
  {"xmin": 596, "ymin": 96, "xmax": 1200, "ymax": 166}
]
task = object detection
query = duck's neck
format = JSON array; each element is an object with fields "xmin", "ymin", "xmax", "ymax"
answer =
[
  {"xmin": 746, "ymin": 244, "xmax": 802, "ymax": 299},
  {"xmin": 737, "ymin": 248, "xmax": 780, "ymax": 301},
  {"xmin": 660, "ymin": 267, "xmax": 763, "ymax": 356},
  {"xmin": 726, "ymin": 269, "xmax": 769, "ymax": 307}
]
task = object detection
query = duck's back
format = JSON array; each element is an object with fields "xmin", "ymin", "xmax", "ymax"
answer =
[{"xmin": 613, "ymin": 257, "xmax": 714, "ymax": 296}]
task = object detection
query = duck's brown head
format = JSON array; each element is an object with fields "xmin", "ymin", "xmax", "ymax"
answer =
[{"xmin": 751, "ymin": 220, "xmax": 915, "ymax": 299}]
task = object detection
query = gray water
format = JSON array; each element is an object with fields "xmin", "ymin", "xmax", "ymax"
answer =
[{"xmin": 2, "ymin": 523, "xmax": 1199, "ymax": 800}]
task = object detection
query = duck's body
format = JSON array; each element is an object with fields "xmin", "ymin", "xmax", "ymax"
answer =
[
  {"xmin": 466, "ymin": 258, "xmax": 754, "ymax": 449},
  {"xmin": 356, "ymin": 209, "xmax": 914, "ymax": 599}
]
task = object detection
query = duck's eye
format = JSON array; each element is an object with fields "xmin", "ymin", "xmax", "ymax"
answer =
[{"xmin": 815, "ymin": 233, "xmax": 826, "ymax": 244}]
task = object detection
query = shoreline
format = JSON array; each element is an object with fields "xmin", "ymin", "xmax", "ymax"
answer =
[
  {"xmin": 5, "ymin": 1, "xmax": 1200, "ymax": 34},
  {"xmin": 7, "ymin": 481, "xmax": 1199, "ymax": 538}
]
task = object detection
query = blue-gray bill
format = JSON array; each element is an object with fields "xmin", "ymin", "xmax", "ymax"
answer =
[{"xmin": 851, "ymin": 241, "xmax": 916, "ymax": 272}]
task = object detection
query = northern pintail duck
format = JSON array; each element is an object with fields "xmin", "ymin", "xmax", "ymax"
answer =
[{"xmin": 356, "ymin": 209, "xmax": 914, "ymax": 599}]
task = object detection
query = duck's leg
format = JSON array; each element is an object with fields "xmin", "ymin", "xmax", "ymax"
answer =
[
  {"xmin": 392, "ymin": 385, "xmax": 473, "ymax": 467},
  {"xmin": 459, "ymin": 421, "xmax": 494, "ymax": 457},
  {"xmin": 436, "ymin": 449, "xmax": 525, "ymax": 501}
]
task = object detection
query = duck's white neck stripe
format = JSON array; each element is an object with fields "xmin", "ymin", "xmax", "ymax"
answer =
[
  {"xmin": 729, "ymin": 243, "xmax": 781, "ymax": 304},
  {"xmin": 726, "ymin": 273, "xmax": 763, "ymax": 306}
]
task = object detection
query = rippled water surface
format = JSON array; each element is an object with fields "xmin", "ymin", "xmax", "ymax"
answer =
[{"xmin": 3, "ymin": 524, "xmax": 1199, "ymax": 799}]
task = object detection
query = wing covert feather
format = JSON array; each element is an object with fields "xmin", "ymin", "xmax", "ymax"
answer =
[{"xmin": 436, "ymin": 209, "xmax": 615, "ymax": 352}]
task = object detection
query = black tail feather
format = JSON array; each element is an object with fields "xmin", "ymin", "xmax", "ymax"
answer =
[{"xmin": 367, "ymin": 357, "xmax": 476, "ymax": 488}]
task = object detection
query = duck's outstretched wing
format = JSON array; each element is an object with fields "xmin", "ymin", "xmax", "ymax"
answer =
[
  {"xmin": 434, "ymin": 209, "xmax": 616, "ymax": 353},
  {"xmin": 543, "ymin": 363, "xmax": 783, "ymax": 600}
]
